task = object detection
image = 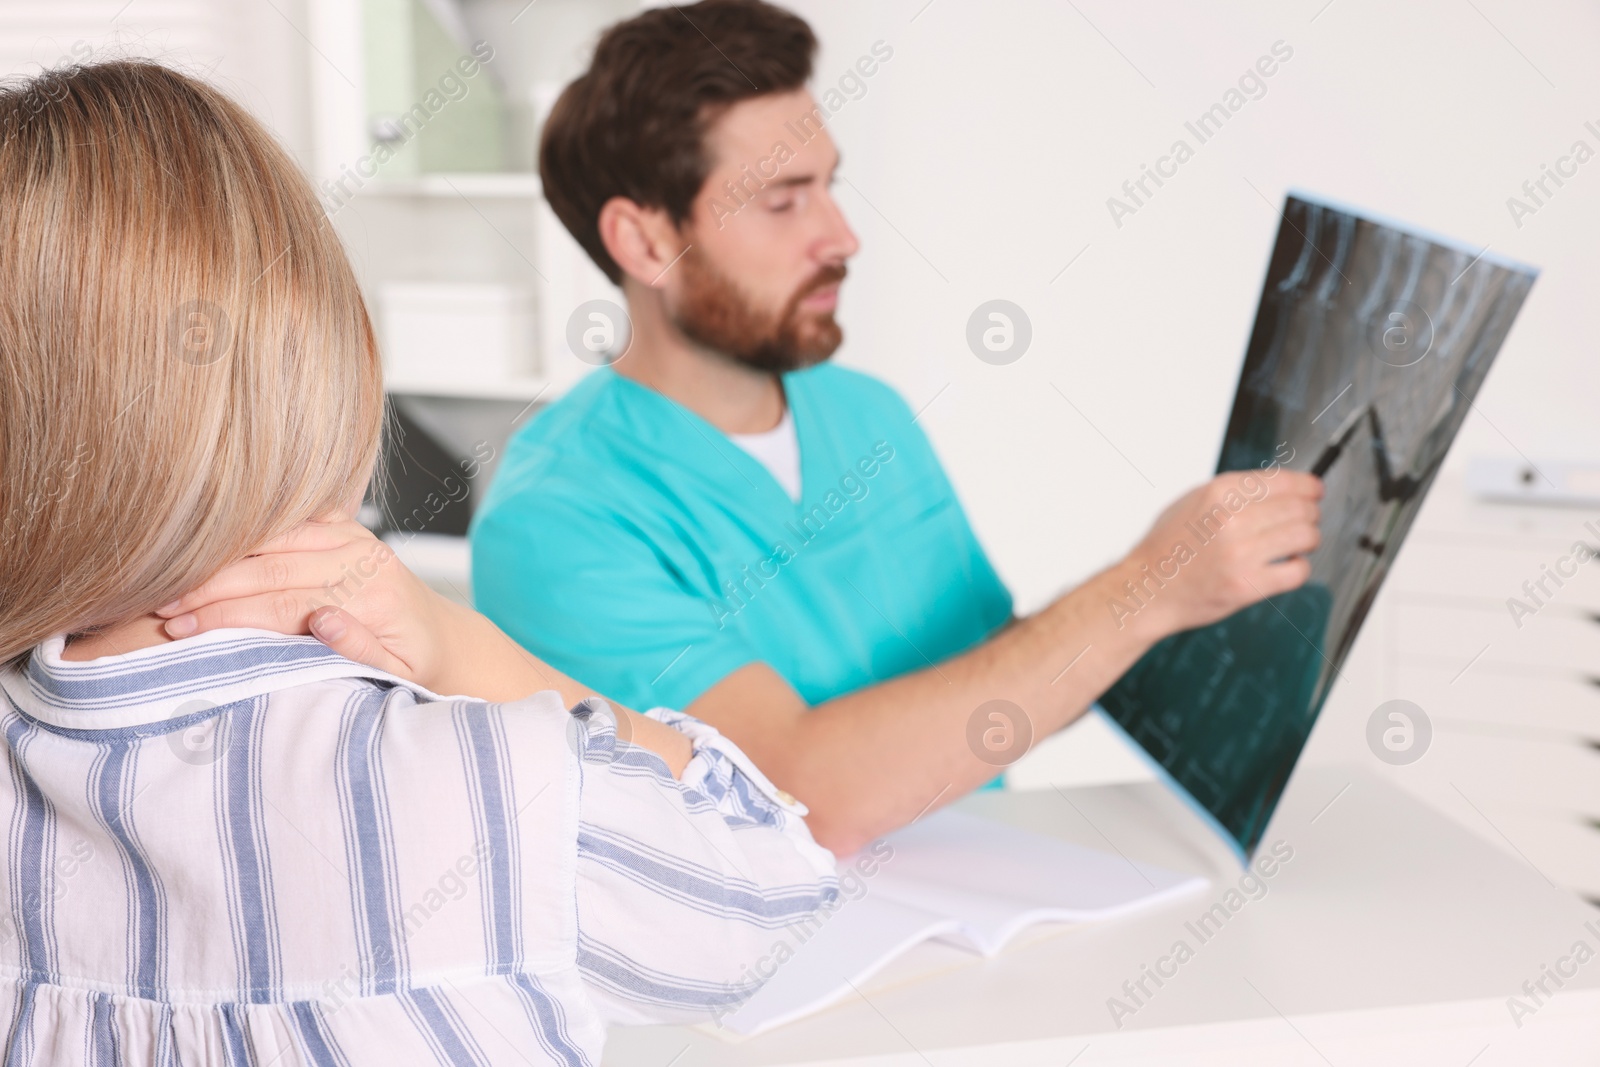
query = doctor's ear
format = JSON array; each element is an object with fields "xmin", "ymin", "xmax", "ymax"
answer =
[{"xmin": 598, "ymin": 196, "xmax": 687, "ymax": 289}]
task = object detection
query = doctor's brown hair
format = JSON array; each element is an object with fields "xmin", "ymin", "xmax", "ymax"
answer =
[
  {"xmin": 540, "ymin": 0, "xmax": 816, "ymax": 284},
  {"xmin": 0, "ymin": 62, "xmax": 384, "ymax": 666}
]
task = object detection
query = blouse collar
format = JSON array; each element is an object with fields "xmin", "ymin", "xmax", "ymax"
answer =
[{"xmin": 0, "ymin": 627, "xmax": 422, "ymax": 732}]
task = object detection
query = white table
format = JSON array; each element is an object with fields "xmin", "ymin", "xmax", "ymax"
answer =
[{"xmin": 604, "ymin": 766, "xmax": 1600, "ymax": 1065}]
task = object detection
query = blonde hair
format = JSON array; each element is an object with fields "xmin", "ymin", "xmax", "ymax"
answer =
[{"xmin": 0, "ymin": 61, "xmax": 384, "ymax": 666}]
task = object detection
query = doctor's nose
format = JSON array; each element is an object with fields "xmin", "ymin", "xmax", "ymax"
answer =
[{"xmin": 815, "ymin": 190, "xmax": 860, "ymax": 264}]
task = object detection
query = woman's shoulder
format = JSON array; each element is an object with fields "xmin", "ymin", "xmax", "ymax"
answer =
[{"xmin": 0, "ymin": 675, "xmax": 593, "ymax": 1013}]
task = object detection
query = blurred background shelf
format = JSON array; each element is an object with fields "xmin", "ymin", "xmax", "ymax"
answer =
[
  {"xmin": 299, "ymin": 0, "xmax": 636, "ymax": 550},
  {"xmin": 384, "ymin": 375, "xmax": 560, "ymax": 401},
  {"xmin": 360, "ymin": 172, "xmax": 542, "ymax": 198},
  {"xmin": 305, "ymin": 0, "xmax": 635, "ymax": 402}
]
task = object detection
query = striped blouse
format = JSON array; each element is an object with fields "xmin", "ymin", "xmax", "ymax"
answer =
[{"xmin": 0, "ymin": 628, "xmax": 838, "ymax": 1065}]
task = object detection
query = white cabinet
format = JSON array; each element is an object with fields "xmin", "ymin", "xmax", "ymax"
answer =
[{"xmin": 1312, "ymin": 473, "xmax": 1600, "ymax": 901}]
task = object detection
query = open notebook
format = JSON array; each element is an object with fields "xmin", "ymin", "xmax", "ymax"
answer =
[{"xmin": 718, "ymin": 809, "xmax": 1206, "ymax": 1036}]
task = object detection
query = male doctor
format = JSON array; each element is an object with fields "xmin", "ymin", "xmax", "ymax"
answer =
[{"xmin": 471, "ymin": 0, "xmax": 1322, "ymax": 853}]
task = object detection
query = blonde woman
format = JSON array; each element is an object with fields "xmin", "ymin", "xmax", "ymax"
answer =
[{"xmin": 0, "ymin": 61, "xmax": 836, "ymax": 1064}]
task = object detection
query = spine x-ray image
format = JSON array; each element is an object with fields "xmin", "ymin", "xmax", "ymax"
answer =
[{"xmin": 1099, "ymin": 193, "xmax": 1539, "ymax": 859}]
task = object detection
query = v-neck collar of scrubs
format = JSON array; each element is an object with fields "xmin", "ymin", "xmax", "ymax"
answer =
[{"xmin": 604, "ymin": 367, "xmax": 826, "ymax": 514}]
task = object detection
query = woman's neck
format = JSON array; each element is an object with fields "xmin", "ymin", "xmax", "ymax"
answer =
[{"xmin": 60, "ymin": 614, "xmax": 176, "ymax": 662}]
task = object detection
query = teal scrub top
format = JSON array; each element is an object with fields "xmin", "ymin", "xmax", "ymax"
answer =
[{"xmin": 469, "ymin": 363, "xmax": 1013, "ymax": 713}]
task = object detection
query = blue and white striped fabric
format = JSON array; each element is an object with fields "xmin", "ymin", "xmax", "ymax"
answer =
[{"xmin": 0, "ymin": 628, "xmax": 838, "ymax": 1065}]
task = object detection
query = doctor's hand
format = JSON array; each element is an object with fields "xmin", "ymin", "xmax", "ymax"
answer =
[{"xmin": 1116, "ymin": 469, "xmax": 1323, "ymax": 638}]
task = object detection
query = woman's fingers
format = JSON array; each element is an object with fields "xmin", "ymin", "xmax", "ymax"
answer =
[
  {"xmin": 159, "ymin": 553, "xmax": 310, "ymax": 617},
  {"xmin": 164, "ymin": 594, "xmax": 409, "ymax": 678},
  {"xmin": 309, "ymin": 607, "xmax": 412, "ymax": 677},
  {"xmin": 163, "ymin": 588, "xmax": 333, "ymax": 639},
  {"xmin": 219, "ymin": 515, "xmax": 366, "ymax": 572},
  {"xmin": 158, "ymin": 538, "xmax": 393, "ymax": 618},
  {"xmin": 244, "ymin": 516, "xmax": 366, "ymax": 559}
]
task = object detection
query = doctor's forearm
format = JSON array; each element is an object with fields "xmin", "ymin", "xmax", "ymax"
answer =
[
  {"xmin": 787, "ymin": 557, "xmax": 1167, "ymax": 853},
  {"xmin": 441, "ymin": 608, "xmax": 693, "ymax": 776}
]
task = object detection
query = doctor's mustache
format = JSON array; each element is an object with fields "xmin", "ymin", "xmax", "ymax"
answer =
[{"xmin": 789, "ymin": 262, "xmax": 848, "ymax": 312}]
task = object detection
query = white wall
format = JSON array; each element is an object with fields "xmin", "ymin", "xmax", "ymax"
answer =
[{"xmin": 788, "ymin": 0, "xmax": 1600, "ymax": 614}]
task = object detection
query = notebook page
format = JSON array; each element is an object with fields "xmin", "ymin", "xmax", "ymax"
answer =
[
  {"xmin": 718, "ymin": 810, "xmax": 1206, "ymax": 1036},
  {"xmin": 870, "ymin": 809, "xmax": 1207, "ymax": 952},
  {"xmin": 719, "ymin": 892, "xmax": 962, "ymax": 1036}
]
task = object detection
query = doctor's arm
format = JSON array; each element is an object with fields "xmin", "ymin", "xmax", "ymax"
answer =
[{"xmin": 685, "ymin": 470, "xmax": 1322, "ymax": 854}]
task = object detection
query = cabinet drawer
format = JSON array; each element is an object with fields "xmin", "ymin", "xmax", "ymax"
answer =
[
  {"xmin": 1379, "ymin": 727, "xmax": 1600, "ymax": 818},
  {"xmin": 1389, "ymin": 535, "xmax": 1600, "ymax": 609},
  {"xmin": 1393, "ymin": 664, "xmax": 1600, "ymax": 736},
  {"xmin": 1392, "ymin": 602, "xmax": 1600, "ymax": 673}
]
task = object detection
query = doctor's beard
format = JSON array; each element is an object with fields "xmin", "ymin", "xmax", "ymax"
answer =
[{"xmin": 672, "ymin": 251, "xmax": 846, "ymax": 374}]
